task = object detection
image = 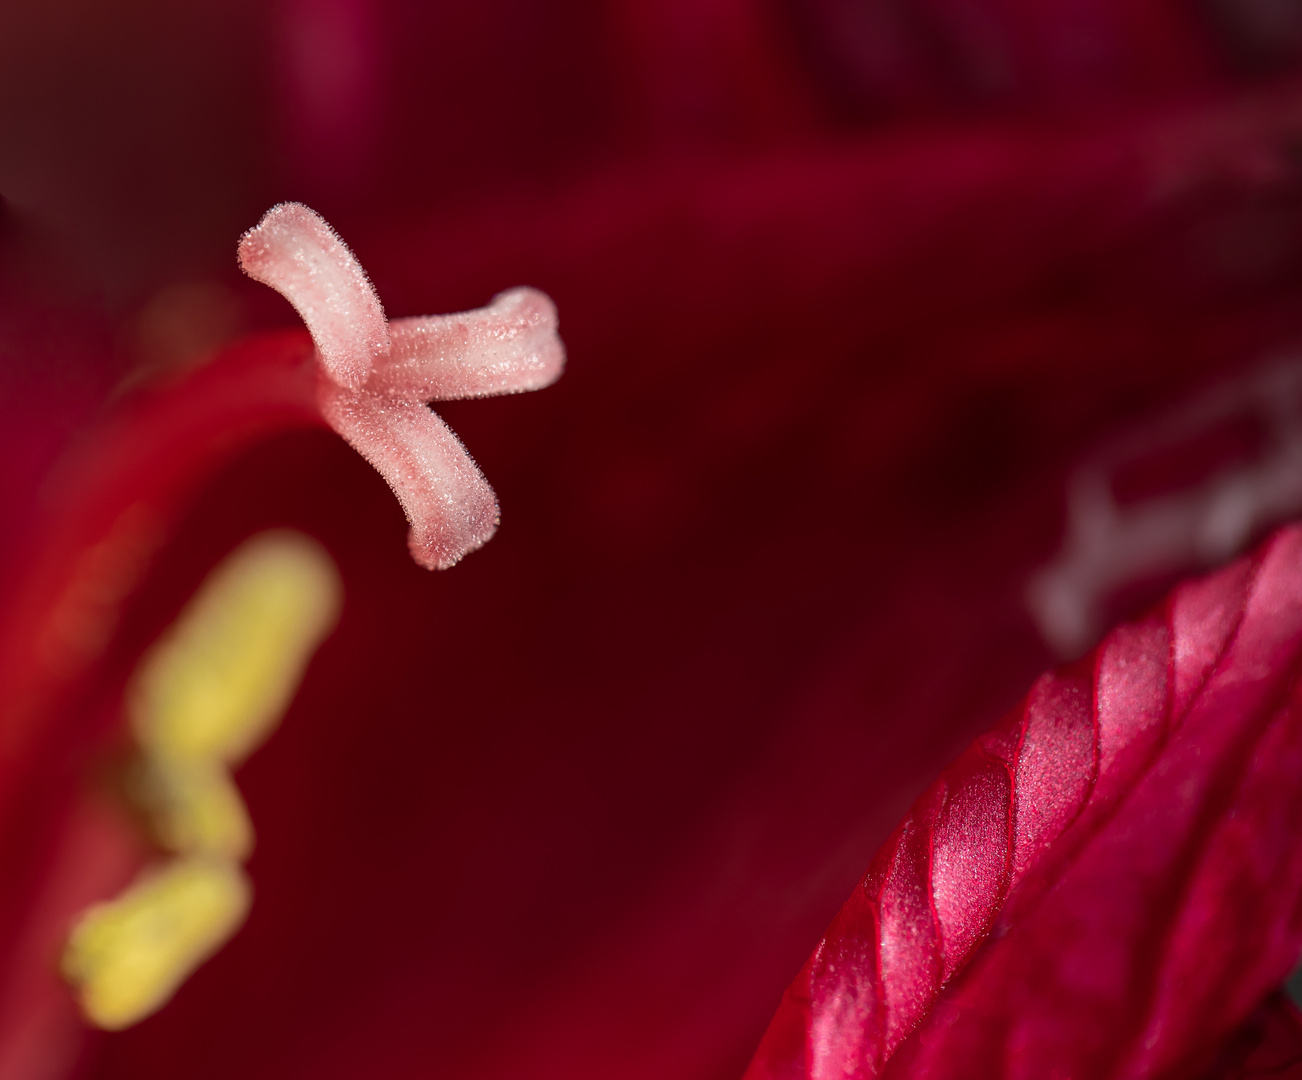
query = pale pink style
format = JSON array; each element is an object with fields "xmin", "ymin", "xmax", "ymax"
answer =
[{"xmin": 238, "ymin": 202, "xmax": 564, "ymax": 569}]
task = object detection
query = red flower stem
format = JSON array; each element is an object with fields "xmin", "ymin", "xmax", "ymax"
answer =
[{"xmin": 0, "ymin": 330, "xmax": 321, "ymax": 824}]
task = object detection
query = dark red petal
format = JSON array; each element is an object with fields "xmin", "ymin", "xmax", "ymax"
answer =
[
  {"xmin": 748, "ymin": 525, "xmax": 1302, "ymax": 1078},
  {"xmin": 1211, "ymin": 992, "xmax": 1302, "ymax": 1079}
]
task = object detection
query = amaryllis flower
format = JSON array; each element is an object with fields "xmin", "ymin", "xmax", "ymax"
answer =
[{"xmin": 7, "ymin": 2, "xmax": 1302, "ymax": 1079}]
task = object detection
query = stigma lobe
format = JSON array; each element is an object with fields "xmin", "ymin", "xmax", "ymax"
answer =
[
  {"xmin": 318, "ymin": 387, "xmax": 501, "ymax": 570},
  {"xmin": 238, "ymin": 203, "xmax": 564, "ymax": 569},
  {"xmin": 378, "ymin": 287, "xmax": 565, "ymax": 402},
  {"xmin": 238, "ymin": 203, "xmax": 388, "ymax": 392}
]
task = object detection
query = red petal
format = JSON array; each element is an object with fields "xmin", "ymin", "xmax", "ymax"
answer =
[
  {"xmin": 748, "ymin": 525, "xmax": 1302, "ymax": 1078},
  {"xmin": 1211, "ymin": 993, "xmax": 1302, "ymax": 1078}
]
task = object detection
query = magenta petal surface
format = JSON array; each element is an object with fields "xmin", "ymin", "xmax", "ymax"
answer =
[
  {"xmin": 930, "ymin": 747, "xmax": 1009, "ymax": 984},
  {"xmin": 748, "ymin": 525, "xmax": 1302, "ymax": 1079}
]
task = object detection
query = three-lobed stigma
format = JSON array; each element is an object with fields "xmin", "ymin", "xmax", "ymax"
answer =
[
  {"xmin": 237, "ymin": 202, "xmax": 564, "ymax": 570},
  {"xmin": 62, "ymin": 531, "xmax": 342, "ymax": 1030}
]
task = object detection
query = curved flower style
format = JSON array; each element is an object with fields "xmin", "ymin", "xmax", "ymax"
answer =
[
  {"xmin": 0, "ymin": 206, "xmax": 565, "ymax": 1077},
  {"xmin": 238, "ymin": 202, "xmax": 564, "ymax": 569}
]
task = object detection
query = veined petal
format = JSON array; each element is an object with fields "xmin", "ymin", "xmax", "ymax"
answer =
[{"xmin": 748, "ymin": 524, "xmax": 1302, "ymax": 1079}]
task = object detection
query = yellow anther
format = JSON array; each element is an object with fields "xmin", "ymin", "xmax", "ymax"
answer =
[
  {"xmin": 134, "ymin": 760, "xmax": 255, "ymax": 860},
  {"xmin": 61, "ymin": 857, "xmax": 252, "ymax": 1030},
  {"xmin": 128, "ymin": 530, "xmax": 342, "ymax": 766},
  {"xmin": 62, "ymin": 529, "xmax": 343, "ymax": 1031}
]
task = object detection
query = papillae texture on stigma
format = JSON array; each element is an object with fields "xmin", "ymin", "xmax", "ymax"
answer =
[{"xmin": 238, "ymin": 202, "xmax": 564, "ymax": 570}]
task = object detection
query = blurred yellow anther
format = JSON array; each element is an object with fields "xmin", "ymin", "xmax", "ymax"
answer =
[
  {"xmin": 63, "ymin": 530, "xmax": 342, "ymax": 1030},
  {"xmin": 135, "ymin": 760, "xmax": 255, "ymax": 860},
  {"xmin": 62, "ymin": 857, "xmax": 252, "ymax": 1031},
  {"xmin": 128, "ymin": 530, "xmax": 342, "ymax": 766}
]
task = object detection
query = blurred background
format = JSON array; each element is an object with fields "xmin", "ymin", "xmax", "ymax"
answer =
[
  {"xmin": 5, "ymin": 0, "xmax": 1302, "ymax": 315},
  {"xmin": 5, "ymin": 1, "xmax": 1302, "ymax": 1078}
]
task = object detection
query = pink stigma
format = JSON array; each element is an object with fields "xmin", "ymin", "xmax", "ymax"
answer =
[{"xmin": 238, "ymin": 203, "xmax": 565, "ymax": 569}]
